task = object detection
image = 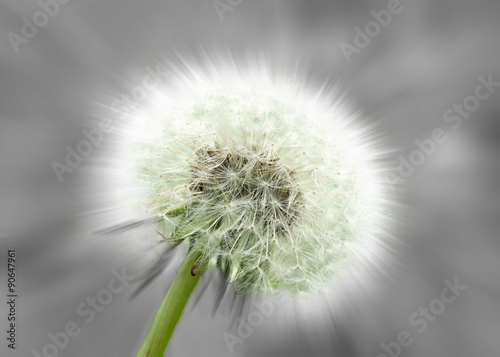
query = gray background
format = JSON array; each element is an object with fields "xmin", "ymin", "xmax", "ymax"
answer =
[{"xmin": 0, "ymin": 0, "xmax": 499, "ymax": 356}]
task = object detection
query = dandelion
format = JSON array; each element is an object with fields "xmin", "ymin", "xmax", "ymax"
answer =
[{"xmin": 127, "ymin": 61, "xmax": 387, "ymax": 356}]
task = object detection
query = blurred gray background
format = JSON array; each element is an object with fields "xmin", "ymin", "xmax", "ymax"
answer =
[{"xmin": 0, "ymin": 0, "xmax": 499, "ymax": 356}]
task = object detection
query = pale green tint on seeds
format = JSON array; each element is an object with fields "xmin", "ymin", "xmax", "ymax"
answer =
[{"xmin": 131, "ymin": 75, "xmax": 383, "ymax": 297}]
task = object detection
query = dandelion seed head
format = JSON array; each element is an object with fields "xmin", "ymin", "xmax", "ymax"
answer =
[{"xmin": 129, "ymin": 63, "xmax": 387, "ymax": 297}]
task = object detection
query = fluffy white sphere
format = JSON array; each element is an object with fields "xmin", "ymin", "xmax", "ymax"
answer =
[{"xmin": 128, "ymin": 63, "xmax": 386, "ymax": 297}]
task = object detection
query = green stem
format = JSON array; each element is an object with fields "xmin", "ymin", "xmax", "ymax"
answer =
[{"xmin": 137, "ymin": 253, "xmax": 202, "ymax": 357}]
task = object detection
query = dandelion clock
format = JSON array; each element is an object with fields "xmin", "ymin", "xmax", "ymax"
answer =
[{"xmin": 117, "ymin": 58, "xmax": 388, "ymax": 356}]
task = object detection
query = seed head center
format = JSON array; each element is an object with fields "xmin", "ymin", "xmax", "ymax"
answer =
[{"xmin": 190, "ymin": 145, "xmax": 302, "ymax": 228}]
